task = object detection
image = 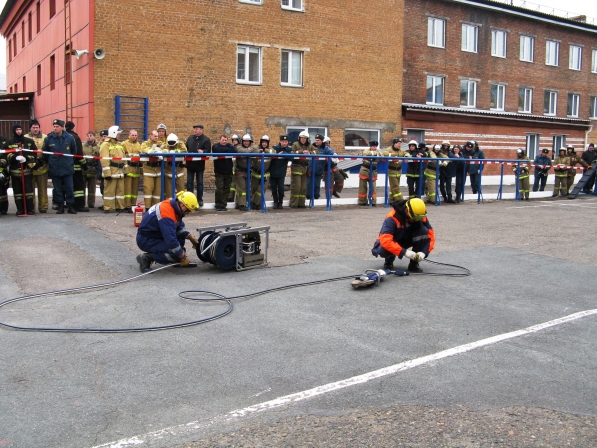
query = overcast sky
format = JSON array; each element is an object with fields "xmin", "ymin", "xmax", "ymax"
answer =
[{"xmin": 0, "ymin": 0, "xmax": 596, "ymax": 90}]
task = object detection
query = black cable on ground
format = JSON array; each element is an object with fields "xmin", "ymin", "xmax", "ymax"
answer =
[{"xmin": 0, "ymin": 259, "xmax": 470, "ymax": 334}]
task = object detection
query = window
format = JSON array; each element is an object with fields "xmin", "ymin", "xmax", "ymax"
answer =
[
  {"xmin": 553, "ymin": 135, "xmax": 566, "ymax": 152},
  {"xmin": 65, "ymin": 44, "xmax": 72, "ymax": 85},
  {"xmin": 526, "ymin": 134, "xmax": 539, "ymax": 159},
  {"xmin": 520, "ymin": 35, "xmax": 534, "ymax": 62},
  {"xmin": 21, "ymin": 21, "xmax": 25, "ymax": 48},
  {"xmin": 239, "ymin": 0, "xmax": 262, "ymax": 4},
  {"xmin": 460, "ymin": 80, "xmax": 477, "ymax": 107},
  {"xmin": 427, "ymin": 18, "xmax": 445, "ymax": 48},
  {"xmin": 8, "ymin": 38, "xmax": 12, "ymax": 62},
  {"xmin": 546, "ymin": 41, "xmax": 559, "ymax": 66},
  {"xmin": 28, "ymin": 12, "xmax": 32, "ymax": 42},
  {"xmin": 50, "ymin": 55, "xmax": 55, "ymax": 90},
  {"xmin": 36, "ymin": 64, "xmax": 41, "ymax": 95},
  {"xmin": 236, "ymin": 45, "xmax": 261, "ymax": 84},
  {"xmin": 492, "ymin": 29, "xmax": 507, "ymax": 58},
  {"xmin": 426, "ymin": 76, "xmax": 444, "ymax": 105},
  {"xmin": 461, "ymin": 24, "xmax": 478, "ymax": 53},
  {"xmin": 22, "ymin": 76, "xmax": 26, "ymax": 92},
  {"xmin": 344, "ymin": 129, "xmax": 381, "ymax": 150},
  {"xmin": 544, "ymin": 91, "xmax": 557, "ymax": 115},
  {"xmin": 518, "ymin": 88, "xmax": 532, "ymax": 113},
  {"xmin": 592, "ymin": 49, "xmax": 597, "ymax": 73},
  {"xmin": 286, "ymin": 126, "xmax": 327, "ymax": 144},
  {"xmin": 569, "ymin": 45, "xmax": 582, "ymax": 70},
  {"xmin": 490, "ymin": 84, "xmax": 506, "ymax": 110},
  {"xmin": 567, "ymin": 93, "xmax": 580, "ymax": 117},
  {"xmin": 49, "ymin": 0, "xmax": 56, "ymax": 18},
  {"xmin": 13, "ymin": 33, "xmax": 17, "ymax": 57},
  {"xmin": 36, "ymin": 2, "xmax": 40, "ymax": 33},
  {"xmin": 281, "ymin": 0, "xmax": 302, "ymax": 11},
  {"xmin": 281, "ymin": 50, "xmax": 302, "ymax": 86},
  {"xmin": 590, "ymin": 96, "xmax": 597, "ymax": 119}
]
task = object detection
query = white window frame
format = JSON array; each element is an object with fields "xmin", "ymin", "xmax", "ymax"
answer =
[
  {"xmin": 569, "ymin": 45, "xmax": 582, "ymax": 71},
  {"xmin": 567, "ymin": 93, "xmax": 580, "ymax": 117},
  {"xmin": 286, "ymin": 126, "xmax": 328, "ymax": 144},
  {"xmin": 461, "ymin": 24, "xmax": 478, "ymax": 53},
  {"xmin": 236, "ymin": 45, "xmax": 262, "ymax": 85},
  {"xmin": 426, "ymin": 75, "xmax": 444, "ymax": 105},
  {"xmin": 239, "ymin": 0, "xmax": 262, "ymax": 4},
  {"xmin": 526, "ymin": 134, "xmax": 539, "ymax": 160},
  {"xmin": 544, "ymin": 90, "xmax": 557, "ymax": 116},
  {"xmin": 519, "ymin": 87, "xmax": 533, "ymax": 113},
  {"xmin": 592, "ymin": 49, "xmax": 597, "ymax": 73},
  {"xmin": 520, "ymin": 35, "xmax": 534, "ymax": 62},
  {"xmin": 553, "ymin": 135, "xmax": 566, "ymax": 152},
  {"xmin": 546, "ymin": 40, "xmax": 559, "ymax": 66},
  {"xmin": 281, "ymin": 0, "xmax": 303, "ymax": 11},
  {"xmin": 460, "ymin": 80, "xmax": 477, "ymax": 108},
  {"xmin": 280, "ymin": 50, "xmax": 303, "ymax": 87},
  {"xmin": 490, "ymin": 84, "xmax": 506, "ymax": 111},
  {"xmin": 590, "ymin": 96, "xmax": 597, "ymax": 119},
  {"xmin": 344, "ymin": 128, "xmax": 381, "ymax": 151},
  {"xmin": 427, "ymin": 17, "xmax": 445, "ymax": 49},
  {"xmin": 491, "ymin": 29, "xmax": 507, "ymax": 58}
]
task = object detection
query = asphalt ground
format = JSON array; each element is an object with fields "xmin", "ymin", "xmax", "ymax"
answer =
[{"xmin": 0, "ymin": 192, "xmax": 596, "ymax": 447}]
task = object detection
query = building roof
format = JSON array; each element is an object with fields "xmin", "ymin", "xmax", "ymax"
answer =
[{"xmin": 0, "ymin": 0, "xmax": 17, "ymax": 34}]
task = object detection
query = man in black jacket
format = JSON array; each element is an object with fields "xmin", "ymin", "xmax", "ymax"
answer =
[
  {"xmin": 212, "ymin": 135, "xmax": 236, "ymax": 211},
  {"xmin": 7, "ymin": 124, "xmax": 38, "ymax": 215},
  {"xmin": 581, "ymin": 143, "xmax": 597, "ymax": 193},
  {"xmin": 185, "ymin": 124, "xmax": 211, "ymax": 207}
]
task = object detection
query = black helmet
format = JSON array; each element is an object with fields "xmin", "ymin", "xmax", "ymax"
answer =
[
  {"xmin": 392, "ymin": 137, "xmax": 402, "ymax": 145},
  {"xmin": 418, "ymin": 142, "xmax": 427, "ymax": 150},
  {"xmin": 465, "ymin": 141, "xmax": 474, "ymax": 148}
]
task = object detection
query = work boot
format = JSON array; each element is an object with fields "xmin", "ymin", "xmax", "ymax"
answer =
[
  {"xmin": 408, "ymin": 260, "xmax": 423, "ymax": 273},
  {"xmin": 383, "ymin": 256, "xmax": 395, "ymax": 270},
  {"xmin": 442, "ymin": 194, "xmax": 448, "ymax": 202},
  {"xmin": 136, "ymin": 253, "xmax": 154, "ymax": 273},
  {"xmin": 56, "ymin": 204, "xmax": 64, "ymax": 214},
  {"xmin": 52, "ymin": 202, "xmax": 59, "ymax": 210},
  {"xmin": 76, "ymin": 206, "xmax": 90, "ymax": 212},
  {"xmin": 333, "ymin": 191, "xmax": 340, "ymax": 198},
  {"xmin": 278, "ymin": 200, "xmax": 283, "ymax": 210},
  {"xmin": 447, "ymin": 195, "xmax": 456, "ymax": 203},
  {"xmin": 272, "ymin": 192, "xmax": 279, "ymax": 209},
  {"xmin": 67, "ymin": 205, "xmax": 77, "ymax": 214}
]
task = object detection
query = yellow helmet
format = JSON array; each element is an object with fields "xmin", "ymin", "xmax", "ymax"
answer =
[
  {"xmin": 176, "ymin": 191, "xmax": 199, "ymax": 212},
  {"xmin": 405, "ymin": 198, "xmax": 427, "ymax": 221}
]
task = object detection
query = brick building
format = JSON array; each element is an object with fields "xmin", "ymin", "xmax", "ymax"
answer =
[
  {"xmin": 0, "ymin": 0, "xmax": 404, "ymax": 154},
  {"xmin": 402, "ymin": 0, "xmax": 597, "ymax": 172}
]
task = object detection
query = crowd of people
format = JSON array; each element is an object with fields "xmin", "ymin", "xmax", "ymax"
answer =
[{"xmin": 1, "ymin": 120, "xmax": 596, "ymax": 217}]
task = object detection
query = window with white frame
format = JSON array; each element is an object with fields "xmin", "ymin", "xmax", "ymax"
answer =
[
  {"xmin": 592, "ymin": 49, "xmax": 597, "ymax": 73},
  {"xmin": 546, "ymin": 40, "xmax": 559, "ymax": 66},
  {"xmin": 490, "ymin": 84, "xmax": 506, "ymax": 110},
  {"xmin": 518, "ymin": 87, "xmax": 532, "ymax": 113},
  {"xmin": 344, "ymin": 129, "xmax": 381, "ymax": 150},
  {"xmin": 426, "ymin": 76, "xmax": 444, "ymax": 105},
  {"xmin": 460, "ymin": 80, "xmax": 477, "ymax": 107},
  {"xmin": 553, "ymin": 135, "xmax": 566, "ymax": 152},
  {"xmin": 281, "ymin": 50, "xmax": 302, "ymax": 86},
  {"xmin": 569, "ymin": 45, "xmax": 582, "ymax": 70},
  {"xmin": 567, "ymin": 93, "xmax": 580, "ymax": 117},
  {"xmin": 427, "ymin": 17, "xmax": 445, "ymax": 48},
  {"xmin": 590, "ymin": 96, "xmax": 597, "ymax": 119},
  {"xmin": 461, "ymin": 24, "xmax": 478, "ymax": 53},
  {"xmin": 520, "ymin": 35, "xmax": 534, "ymax": 62},
  {"xmin": 237, "ymin": 45, "xmax": 261, "ymax": 84},
  {"xmin": 526, "ymin": 134, "xmax": 539, "ymax": 160},
  {"xmin": 239, "ymin": 0, "xmax": 262, "ymax": 4},
  {"xmin": 286, "ymin": 126, "xmax": 327, "ymax": 144},
  {"xmin": 281, "ymin": 0, "xmax": 302, "ymax": 10},
  {"xmin": 544, "ymin": 91, "xmax": 557, "ymax": 115},
  {"xmin": 491, "ymin": 29, "xmax": 507, "ymax": 58}
]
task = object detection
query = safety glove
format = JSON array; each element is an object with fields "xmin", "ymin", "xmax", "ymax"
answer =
[
  {"xmin": 415, "ymin": 252, "xmax": 426, "ymax": 262},
  {"xmin": 16, "ymin": 155, "xmax": 26, "ymax": 163},
  {"xmin": 404, "ymin": 250, "xmax": 417, "ymax": 260},
  {"xmin": 179, "ymin": 255, "xmax": 190, "ymax": 267},
  {"xmin": 188, "ymin": 234, "xmax": 199, "ymax": 249}
]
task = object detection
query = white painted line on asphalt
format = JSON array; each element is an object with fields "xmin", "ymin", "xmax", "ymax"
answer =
[{"xmin": 91, "ymin": 308, "xmax": 597, "ymax": 448}]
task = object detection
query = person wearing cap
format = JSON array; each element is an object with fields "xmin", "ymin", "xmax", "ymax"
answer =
[
  {"xmin": 42, "ymin": 119, "xmax": 78, "ymax": 214},
  {"xmin": 552, "ymin": 147, "xmax": 571, "ymax": 197},
  {"xmin": 581, "ymin": 143, "xmax": 597, "ymax": 193},
  {"xmin": 0, "ymin": 134, "xmax": 11, "ymax": 215},
  {"xmin": 406, "ymin": 140, "xmax": 426, "ymax": 199},
  {"xmin": 270, "ymin": 134, "xmax": 291, "ymax": 209},
  {"xmin": 532, "ymin": 148, "xmax": 552, "ymax": 192},
  {"xmin": 382, "ymin": 138, "xmax": 408, "ymax": 202},
  {"xmin": 449, "ymin": 145, "xmax": 466, "ymax": 203},
  {"xmin": 234, "ymin": 134, "xmax": 257, "ymax": 211},
  {"xmin": 185, "ymin": 124, "xmax": 211, "ymax": 207},
  {"xmin": 156, "ymin": 123, "xmax": 168, "ymax": 144},
  {"xmin": 136, "ymin": 191, "xmax": 200, "ymax": 273},
  {"xmin": 7, "ymin": 123, "xmax": 38, "ymax": 215},
  {"xmin": 82, "ymin": 131, "xmax": 100, "ymax": 208},
  {"xmin": 122, "ymin": 129, "xmax": 142, "ymax": 213},
  {"xmin": 307, "ymin": 134, "xmax": 335, "ymax": 202},
  {"xmin": 161, "ymin": 133, "xmax": 187, "ymax": 199},
  {"xmin": 358, "ymin": 140, "xmax": 383, "ymax": 206},
  {"xmin": 25, "ymin": 120, "xmax": 49, "ymax": 213},
  {"xmin": 212, "ymin": 134, "xmax": 237, "ymax": 211},
  {"xmin": 96, "ymin": 129, "xmax": 109, "ymax": 201},
  {"xmin": 65, "ymin": 121, "xmax": 89, "ymax": 212},
  {"xmin": 462, "ymin": 141, "xmax": 484, "ymax": 194},
  {"xmin": 140, "ymin": 130, "xmax": 164, "ymax": 210},
  {"xmin": 100, "ymin": 126, "xmax": 126, "ymax": 213},
  {"xmin": 512, "ymin": 148, "xmax": 532, "ymax": 200},
  {"xmin": 289, "ymin": 131, "xmax": 317, "ymax": 208},
  {"xmin": 371, "ymin": 198, "xmax": 436, "ymax": 273},
  {"xmin": 565, "ymin": 145, "xmax": 589, "ymax": 194}
]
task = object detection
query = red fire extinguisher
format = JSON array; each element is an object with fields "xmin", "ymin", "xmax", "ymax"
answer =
[{"xmin": 134, "ymin": 202, "xmax": 144, "ymax": 227}]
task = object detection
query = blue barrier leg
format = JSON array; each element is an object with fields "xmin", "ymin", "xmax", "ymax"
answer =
[
  {"xmin": 260, "ymin": 155, "xmax": 267, "ymax": 213},
  {"xmin": 497, "ymin": 163, "xmax": 504, "ymax": 200}
]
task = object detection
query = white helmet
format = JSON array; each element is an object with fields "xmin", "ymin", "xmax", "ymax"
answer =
[
  {"xmin": 242, "ymin": 133, "xmax": 253, "ymax": 142},
  {"xmin": 108, "ymin": 125, "xmax": 122, "ymax": 139},
  {"xmin": 299, "ymin": 130, "xmax": 309, "ymax": 139},
  {"xmin": 433, "ymin": 144, "xmax": 441, "ymax": 151},
  {"xmin": 323, "ymin": 136, "xmax": 331, "ymax": 143},
  {"xmin": 157, "ymin": 123, "xmax": 167, "ymax": 131},
  {"xmin": 231, "ymin": 134, "xmax": 240, "ymax": 141},
  {"xmin": 261, "ymin": 135, "xmax": 270, "ymax": 141},
  {"xmin": 408, "ymin": 140, "xmax": 418, "ymax": 147},
  {"xmin": 167, "ymin": 133, "xmax": 179, "ymax": 145}
]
